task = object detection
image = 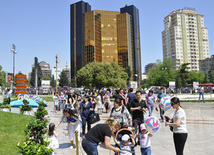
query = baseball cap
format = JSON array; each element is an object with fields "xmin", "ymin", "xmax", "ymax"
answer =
[
  {"xmin": 140, "ymin": 123, "xmax": 146, "ymax": 131},
  {"xmin": 121, "ymin": 134, "xmax": 130, "ymax": 141}
]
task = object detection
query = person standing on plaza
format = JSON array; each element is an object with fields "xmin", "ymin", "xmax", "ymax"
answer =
[
  {"xmin": 126, "ymin": 88, "xmax": 136, "ymax": 112},
  {"xmin": 157, "ymin": 87, "xmax": 166, "ymax": 122},
  {"xmin": 82, "ymin": 117, "xmax": 121, "ymax": 155},
  {"xmin": 130, "ymin": 91, "xmax": 148, "ymax": 134},
  {"xmin": 165, "ymin": 97, "xmax": 188, "ymax": 155},
  {"xmin": 63, "ymin": 108, "xmax": 82, "ymax": 150},
  {"xmin": 53, "ymin": 92, "xmax": 59, "ymax": 112},
  {"xmin": 198, "ymin": 86, "xmax": 205, "ymax": 103},
  {"xmin": 79, "ymin": 96, "xmax": 95, "ymax": 136},
  {"xmin": 96, "ymin": 92, "xmax": 103, "ymax": 115},
  {"xmin": 110, "ymin": 98, "xmax": 132, "ymax": 127},
  {"xmin": 146, "ymin": 90, "xmax": 158, "ymax": 117}
]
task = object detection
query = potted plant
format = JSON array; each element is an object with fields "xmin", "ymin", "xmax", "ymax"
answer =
[
  {"xmin": 0, "ymin": 98, "xmax": 11, "ymax": 112},
  {"xmin": 20, "ymin": 99, "xmax": 32, "ymax": 115}
]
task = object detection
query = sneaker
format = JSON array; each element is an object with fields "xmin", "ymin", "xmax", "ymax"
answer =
[{"xmin": 69, "ymin": 145, "xmax": 76, "ymax": 151}]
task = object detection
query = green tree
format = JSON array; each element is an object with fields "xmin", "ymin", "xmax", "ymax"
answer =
[
  {"xmin": 30, "ymin": 63, "xmax": 43, "ymax": 87},
  {"xmin": 59, "ymin": 70, "xmax": 69, "ymax": 87},
  {"xmin": 77, "ymin": 62, "xmax": 128, "ymax": 88},
  {"xmin": 146, "ymin": 59, "xmax": 176, "ymax": 87},
  {"xmin": 0, "ymin": 65, "xmax": 10, "ymax": 87},
  {"xmin": 41, "ymin": 75, "xmax": 51, "ymax": 80},
  {"xmin": 209, "ymin": 71, "xmax": 214, "ymax": 83},
  {"xmin": 124, "ymin": 66, "xmax": 132, "ymax": 87},
  {"xmin": 187, "ymin": 71, "xmax": 204, "ymax": 84},
  {"xmin": 50, "ymin": 75, "xmax": 56, "ymax": 88},
  {"xmin": 178, "ymin": 63, "xmax": 190, "ymax": 87}
]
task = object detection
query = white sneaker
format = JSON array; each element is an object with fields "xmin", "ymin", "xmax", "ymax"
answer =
[{"xmin": 69, "ymin": 146, "xmax": 76, "ymax": 151}]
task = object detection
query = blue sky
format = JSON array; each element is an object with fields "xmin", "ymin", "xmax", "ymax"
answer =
[{"xmin": 0, "ymin": 0, "xmax": 213, "ymax": 75}]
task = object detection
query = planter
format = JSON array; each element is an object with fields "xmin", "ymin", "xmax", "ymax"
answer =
[
  {"xmin": 11, "ymin": 107, "xmax": 20, "ymax": 114},
  {"xmin": 23, "ymin": 110, "xmax": 34, "ymax": 116},
  {"xmin": 0, "ymin": 108, "xmax": 11, "ymax": 112}
]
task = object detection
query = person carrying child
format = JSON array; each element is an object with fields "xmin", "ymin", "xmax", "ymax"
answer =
[
  {"xmin": 136, "ymin": 123, "xmax": 152, "ymax": 155},
  {"xmin": 113, "ymin": 134, "xmax": 135, "ymax": 155},
  {"xmin": 48, "ymin": 123, "xmax": 59, "ymax": 155}
]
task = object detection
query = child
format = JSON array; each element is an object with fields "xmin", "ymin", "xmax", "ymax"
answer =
[
  {"xmin": 136, "ymin": 123, "xmax": 152, "ymax": 155},
  {"xmin": 114, "ymin": 134, "xmax": 135, "ymax": 155},
  {"xmin": 48, "ymin": 123, "xmax": 59, "ymax": 155}
]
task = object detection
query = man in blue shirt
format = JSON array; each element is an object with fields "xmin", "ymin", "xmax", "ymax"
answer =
[
  {"xmin": 157, "ymin": 87, "xmax": 166, "ymax": 122},
  {"xmin": 126, "ymin": 88, "xmax": 136, "ymax": 112}
]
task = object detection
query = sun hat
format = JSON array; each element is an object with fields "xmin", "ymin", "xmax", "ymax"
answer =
[
  {"xmin": 140, "ymin": 123, "xmax": 146, "ymax": 131},
  {"xmin": 121, "ymin": 134, "xmax": 130, "ymax": 141}
]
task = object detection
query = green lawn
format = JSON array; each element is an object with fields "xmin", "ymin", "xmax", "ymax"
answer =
[
  {"xmin": 39, "ymin": 96, "xmax": 53, "ymax": 102},
  {"xmin": 0, "ymin": 111, "xmax": 33, "ymax": 155}
]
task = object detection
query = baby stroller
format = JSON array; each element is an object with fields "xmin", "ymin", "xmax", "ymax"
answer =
[{"xmin": 115, "ymin": 125, "xmax": 136, "ymax": 155}]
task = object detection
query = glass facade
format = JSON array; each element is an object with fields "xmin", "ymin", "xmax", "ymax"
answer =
[
  {"xmin": 70, "ymin": 2, "xmax": 141, "ymax": 82},
  {"xmin": 84, "ymin": 11, "xmax": 102, "ymax": 65},
  {"xmin": 117, "ymin": 13, "xmax": 134, "ymax": 80},
  {"xmin": 96, "ymin": 10, "xmax": 119, "ymax": 63},
  {"xmin": 120, "ymin": 5, "xmax": 142, "ymax": 82},
  {"xmin": 70, "ymin": 1, "xmax": 91, "ymax": 78}
]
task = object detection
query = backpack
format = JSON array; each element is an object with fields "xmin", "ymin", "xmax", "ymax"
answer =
[{"xmin": 111, "ymin": 106, "xmax": 125, "ymax": 126}]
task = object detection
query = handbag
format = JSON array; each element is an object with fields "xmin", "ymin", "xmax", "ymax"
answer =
[
  {"xmin": 89, "ymin": 112, "xmax": 100, "ymax": 124},
  {"xmin": 169, "ymin": 120, "xmax": 174, "ymax": 132}
]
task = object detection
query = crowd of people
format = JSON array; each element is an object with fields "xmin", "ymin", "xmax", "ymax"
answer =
[{"xmin": 46, "ymin": 87, "xmax": 187, "ymax": 155}]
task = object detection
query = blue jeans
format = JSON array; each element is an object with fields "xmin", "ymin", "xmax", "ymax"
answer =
[
  {"xmin": 81, "ymin": 116, "xmax": 91, "ymax": 135},
  {"xmin": 199, "ymin": 92, "xmax": 205, "ymax": 103},
  {"xmin": 159, "ymin": 105, "xmax": 165, "ymax": 121},
  {"xmin": 141, "ymin": 147, "xmax": 151, "ymax": 155},
  {"xmin": 148, "ymin": 106, "xmax": 154, "ymax": 117},
  {"xmin": 82, "ymin": 138, "xmax": 98, "ymax": 155}
]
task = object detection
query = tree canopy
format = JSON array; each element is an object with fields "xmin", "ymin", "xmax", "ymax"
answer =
[
  {"xmin": 77, "ymin": 62, "xmax": 128, "ymax": 88},
  {"xmin": 59, "ymin": 70, "xmax": 69, "ymax": 87},
  {"xmin": 144, "ymin": 59, "xmax": 206, "ymax": 88}
]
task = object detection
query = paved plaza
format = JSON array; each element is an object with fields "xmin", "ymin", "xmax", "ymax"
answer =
[
  {"xmin": 47, "ymin": 100, "xmax": 214, "ymax": 155},
  {"xmin": 0, "ymin": 95, "xmax": 213, "ymax": 155}
]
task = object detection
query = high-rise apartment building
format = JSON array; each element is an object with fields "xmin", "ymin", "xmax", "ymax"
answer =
[
  {"xmin": 162, "ymin": 8, "xmax": 209, "ymax": 71},
  {"xmin": 70, "ymin": 1, "xmax": 142, "ymax": 83}
]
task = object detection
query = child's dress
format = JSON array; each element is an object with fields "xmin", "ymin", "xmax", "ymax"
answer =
[{"xmin": 48, "ymin": 131, "xmax": 59, "ymax": 150}]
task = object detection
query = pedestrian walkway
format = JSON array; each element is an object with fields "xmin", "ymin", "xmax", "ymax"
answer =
[{"xmin": 47, "ymin": 101, "xmax": 214, "ymax": 155}]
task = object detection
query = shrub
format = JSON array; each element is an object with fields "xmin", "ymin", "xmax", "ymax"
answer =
[
  {"xmin": 17, "ymin": 101, "xmax": 53, "ymax": 154},
  {"xmin": 20, "ymin": 99, "xmax": 32, "ymax": 114}
]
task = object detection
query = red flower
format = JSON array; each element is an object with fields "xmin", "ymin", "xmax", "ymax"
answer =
[{"xmin": 31, "ymin": 131, "xmax": 34, "ymax": 133}]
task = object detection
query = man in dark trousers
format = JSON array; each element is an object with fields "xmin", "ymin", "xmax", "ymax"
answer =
[
  {"xmin": 126, "ymin": 88, "xmax": 136, "ymax": 112},
  {"xmin": 130, "ymin": 91, "xmax": 148, "ymax": 134}
]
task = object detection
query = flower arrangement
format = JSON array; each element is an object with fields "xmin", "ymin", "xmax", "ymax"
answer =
[
  {"xmin": 17, "ymin": 101, "xmax": 53, "ymax": 154},
  {"xmin": 0, "ymin": 98, "xmax": 11, "ymax": 109},
  {"xmin": 20, "ymin": 99, "xmax": 32, "ymax": 114}
]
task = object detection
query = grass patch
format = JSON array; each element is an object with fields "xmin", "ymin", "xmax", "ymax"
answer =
[
  {"xmin": 0, "ymin": 112, "xmax": 33, "ymax": 155},
  {"xmin": 39, "ymin": 96, "xmax": 53, "ymax": 102}
]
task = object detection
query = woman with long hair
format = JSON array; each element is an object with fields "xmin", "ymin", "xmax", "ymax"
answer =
[
  {"xmin": 63, "ymin": 108, "xmax": 81, "ymax": 150},
  {"xmin": 165, "ymin": 97, "xmax": 188, "ymax": 155}
]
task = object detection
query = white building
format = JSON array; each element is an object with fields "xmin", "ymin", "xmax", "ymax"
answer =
[{"xmin": 162, "ymin": 8, "xmax": 209, "ymax": 71}]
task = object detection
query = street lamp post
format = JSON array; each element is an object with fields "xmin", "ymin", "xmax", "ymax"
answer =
[
  {"xmin": 55, "ymin": 55, "xmax": 60, "ymax": 92},
  {"xmin": 11, "ymin": 44, "xmax": 17, "ymax": 95},
  {"xmin": 162, "ymin": 66, "xmax": 167, "ymax": 93},
  {"xmin": 134, "ymin": 74, "xmax": 139, "ymax": 90}
]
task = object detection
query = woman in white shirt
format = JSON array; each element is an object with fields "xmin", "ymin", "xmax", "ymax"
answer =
[{"xmin": 165, "ymin": 97, "xmax": 188, "ymax": 155}]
